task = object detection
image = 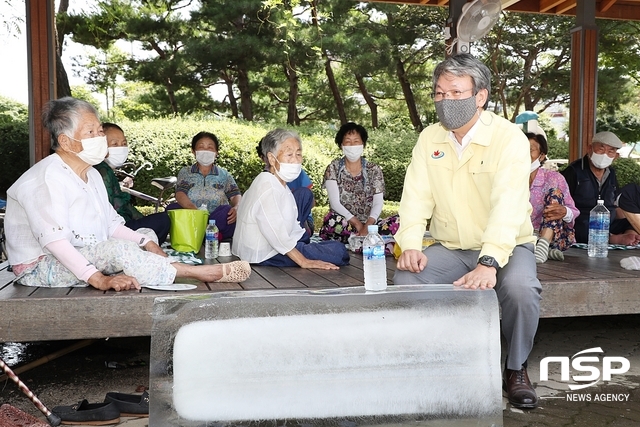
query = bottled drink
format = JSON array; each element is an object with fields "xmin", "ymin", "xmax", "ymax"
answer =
[
  {"xmin": 205, "ymin": 219, "xmax": 219, "ymax": 259},
  {"xmin": 362, "ymin": 225, "xmax": 387, "ymax": 291},
  {"xmin": 588, "ymin": 199, "xmax": 610, "ymax": 258}
]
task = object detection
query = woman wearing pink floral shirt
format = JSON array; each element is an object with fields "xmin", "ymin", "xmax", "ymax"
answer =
[{"xmin": 528, "ymin": 132, "xmax": 579, "ymax": 263}]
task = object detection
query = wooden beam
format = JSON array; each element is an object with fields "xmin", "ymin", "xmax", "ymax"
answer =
[
  {"xmin": 599, "ymin": 0, "xmax": 617, "ymax": 13},
  {"xmin": 500, "ymin": 1, "xmax": 521, "ymax": 10},
  {"xmin": 26, "ymin": 0, "xmax": 56, "ymax": 165},
  {"xmin": 555, "ymin": 1, "xmax": 578, "ymax": 14},
  {"xmin": 539, "ymin": 0, "xmax": 565, "ymax": 13}
]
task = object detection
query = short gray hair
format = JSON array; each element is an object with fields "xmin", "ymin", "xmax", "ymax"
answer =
[
  {"xmin": 260, "ymin": 128, "xmax": 302, "ymax": 158},
  {"xmin": 433, "ymin": 53, "xmax": 491, "ymax": 109},
  {"xmin": 42, "ymin": 97, "xmax": 100, "ymax": 150}
]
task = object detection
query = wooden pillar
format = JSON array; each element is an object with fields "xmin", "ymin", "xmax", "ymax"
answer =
[
  {"xmin": 568, "ymin": 1, "xmax": 598, "ymax": 162},
  {"xmin": 26, "ymin": 0, "xmax": 56, "ymax": 165},
  {"xmin": 445, "ymin": 0, "xmax": 466, "ymax": 56}
]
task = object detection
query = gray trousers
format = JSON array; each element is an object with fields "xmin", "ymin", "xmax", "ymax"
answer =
[{"xmin": 393, "ymin": 243, "xmax": 541, "ymax": 371}]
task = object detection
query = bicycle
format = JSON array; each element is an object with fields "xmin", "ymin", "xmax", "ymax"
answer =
[
  {"xmin": 115, "ymin": 162, "xmax": 177, "ymax": 213},
  {"xmin": 0, "ymin": 205, "xmax": 6, "ymax": 263}
]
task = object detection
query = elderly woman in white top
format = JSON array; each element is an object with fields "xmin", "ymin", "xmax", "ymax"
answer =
[
  {"xmin": 5, "ymin": 97, "xmax": 250, "ymax": 291},
  {"xmin": 233, "ymin": 129, "xmax": 349, "ymax": 268}
]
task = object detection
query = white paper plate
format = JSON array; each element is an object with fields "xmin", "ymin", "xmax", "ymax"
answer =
[{"xmin": 143, "ymin": 284, "xmax": 198, "ymax": 291}]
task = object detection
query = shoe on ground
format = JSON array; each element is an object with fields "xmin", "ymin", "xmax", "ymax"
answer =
[
  {"xmin": 104, "ymin": 390, "xmax": 149, "ymax": 417},
  {"xmin": 51, "ymin": 400, "xmax": 120, "ymax": 425},
  {"xmin": 503, "ymin": 367, "xmax": 539, "ymax": 409}
]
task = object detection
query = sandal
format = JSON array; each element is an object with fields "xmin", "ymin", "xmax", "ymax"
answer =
[{"xmin": 214, "ymin": 260, "xmax": 251, "ymax": 283}]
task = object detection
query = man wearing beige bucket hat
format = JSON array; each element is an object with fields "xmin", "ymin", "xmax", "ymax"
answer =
[{"xmin": 562, "ymin": 131, "xmax": 640, "ymax": 245}]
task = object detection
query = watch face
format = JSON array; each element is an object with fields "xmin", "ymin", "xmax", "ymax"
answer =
[{"xmin": 479, "ymin": 256, "xmax": 496, "ymax": 267}]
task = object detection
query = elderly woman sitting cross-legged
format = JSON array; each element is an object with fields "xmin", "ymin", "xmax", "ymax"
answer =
[
  {"xmin": 5, "ymin": 97, "xmax": 250, "ymax": 291},
  {"xmin": 233, "ymin": 129, "xmax": 349, "ymax": 269}
]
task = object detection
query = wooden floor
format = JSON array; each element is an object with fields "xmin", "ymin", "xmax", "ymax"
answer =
[{"xmin": 1, "ymin": 247, "xmax": 640, "ymax": 342}]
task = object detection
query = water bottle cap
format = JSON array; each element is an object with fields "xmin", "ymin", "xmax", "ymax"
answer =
[
  {"xmin": 597, "ymin": 199, "xmax": 604, "ymax": 205},
  {"xmin": 367, "ymin": 225, "xmax": 378, "ymax": 233},
  {"xmin": 209, "ymin": 220, "xmax": 215, "ymax": 225}
]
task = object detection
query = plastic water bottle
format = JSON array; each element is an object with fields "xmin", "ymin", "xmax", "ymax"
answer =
[
  {"xmin": 362, "ymin": 225, "xmax": 387, "ymax": 291},
  {"xmin": 205, "ymin": 219, "xmax": 219, "ymax": 259},
  {"xmin": 588, "ymin": 199, "xmax": 610, "ymax": 258}
]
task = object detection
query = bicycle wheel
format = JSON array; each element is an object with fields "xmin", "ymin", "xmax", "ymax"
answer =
[{"xmin": 0, "ymin": 212, "xmax": 6, "ymax": 263}]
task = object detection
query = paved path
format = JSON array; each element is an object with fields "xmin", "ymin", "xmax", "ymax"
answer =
[{"xmin": 504, "ymin": 314, "xmax": 640, "ymax": 426}]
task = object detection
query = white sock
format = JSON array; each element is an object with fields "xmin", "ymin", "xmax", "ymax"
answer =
[{"xmin": 535, "ymin": 238, "xmax": 550, "ymax": 263}]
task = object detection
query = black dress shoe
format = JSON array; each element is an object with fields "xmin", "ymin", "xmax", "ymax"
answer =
[
  {"xmin": 503, "ymin": 367, "xmax": 539, "ymax": 409},
  {"xmin": 104, "ymin": 390, "xmax": 149, "ymax": 417},
  {"xmin": 51, "ymin": 399, "xmax": 120, "ymax": 425}
]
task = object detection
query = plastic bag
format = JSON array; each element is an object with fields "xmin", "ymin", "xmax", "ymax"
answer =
[{"xmin": 168, "ymin": 209, "xmax": 209, "ymax": 253}]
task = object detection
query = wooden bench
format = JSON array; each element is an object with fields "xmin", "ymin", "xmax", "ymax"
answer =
[{"xmin": 1, "ymin": 247, "xmax": 640, "ymax": 342}]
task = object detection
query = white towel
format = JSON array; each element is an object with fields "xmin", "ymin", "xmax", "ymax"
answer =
[{"xmin": 620, "ymin": 257, "xmax": 640, "ymax": 270}]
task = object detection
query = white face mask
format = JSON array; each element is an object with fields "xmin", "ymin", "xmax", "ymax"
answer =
[
  {"xmin": 105, "ymin": 146, "xmax": 129, "ymax": 168},
  {"xmin": 530, "ymin": 158, "xmax": 541, "ymax": 173},
  {"xmin": 343, "ymin": 145, "xmax": 364, "ymax": 162},
  {"xmin": 273, "ymin": 158, "xmax": 302, "ymax": 183},
  {"xmin": 590, "ymin": 152, "xmax": 614, "ymax": 169},
  {"xmin": 70, "ymin": 135, "xmax": 108, "ymax": 166},
  {"xmin": 195, "ymin": 150, "xmax": 216, "ymax": 166}
]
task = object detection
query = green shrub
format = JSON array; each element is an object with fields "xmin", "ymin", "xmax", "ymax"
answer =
[
  {"xmin": 546, "ymin": 134, "xmax": 569, "ymax": 161},
  {"xmin": 0, "ymin": 96, "xmax": 28, "ymax": 124},
  {"xmin": 116, "ymin": 118, "xmax": 418, "ymax": 209},
  {"xmin": 613, "ymin": 158, "xmax": 640, "ymax": 188},
  {"xmin": 365, "ymin": 128, "xmax": 417, "ymax": 202},
  {"xmin": 0, "ymin": 120, "xmax": 29, "ymax": 197}
]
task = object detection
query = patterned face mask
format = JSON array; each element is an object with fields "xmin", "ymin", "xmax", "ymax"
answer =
[{"xmin": 435, "ymin": 96, "xmax": 478, "ymax": 130}]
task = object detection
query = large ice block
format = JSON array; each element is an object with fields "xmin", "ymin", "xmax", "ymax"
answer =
[{"xmin": 149, "ymin": 285, "xmax": 502, "ymax": 426}]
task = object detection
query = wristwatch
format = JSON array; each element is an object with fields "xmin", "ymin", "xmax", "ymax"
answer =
[{"xmin": 478, "ymin": 255, "xmax": 500, "ymax": 270}]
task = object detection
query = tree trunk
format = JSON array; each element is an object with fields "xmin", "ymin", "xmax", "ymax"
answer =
[
  {"xmin": 55, "ymin": 54, "xmax": 72, "ymax": 98},
  {"xmin": 355, "ymin": 73, "xmax": 379, "ymax": 129},
  {"xmin": 310, "ymin": 0, "xmax": 346, "ymax": 125},
  {"xmin": 105, "ymin": 88, "xmax": 110, "ymax": 116},
  {"xmin": 395, "ymin": 57, "xmax": 423, "ymax": 131},
  {"xmin": 284, "ymin": 62, "xmax": 299, "ymax": 126},
  {"xmin": 220, "ymin": 71, "xmax": 239, "ymax": 119},
  {"xmin": 237, "ymin": 68, "xmax": 253, "ymax": 121},
  {"xmin": 324, "ymin": 56, "xmax": 346, "ymax": 125},
  {"xmin": 55, "ymin": 0, "xmax": 71, "ymax": 98},
  {"xmin": 165, "ymin": 77, "xmax": 179, "ymax": 115}
]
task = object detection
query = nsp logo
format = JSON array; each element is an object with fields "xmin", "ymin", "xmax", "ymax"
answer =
[{"xmin": 540, "ymin": 347, "xmax": 630, "ymax": 390}]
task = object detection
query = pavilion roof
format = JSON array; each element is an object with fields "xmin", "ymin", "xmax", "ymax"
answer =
[{"xmin": 368, "ymin": 0, "xmax": 640, "ymax": 21}]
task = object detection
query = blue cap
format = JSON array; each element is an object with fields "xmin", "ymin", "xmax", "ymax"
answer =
[{"xmin": 367, "ymin": 225, "xmax": 378, "ymax": 233}]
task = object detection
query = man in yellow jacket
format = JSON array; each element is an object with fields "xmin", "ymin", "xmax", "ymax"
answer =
[{"xmin": 394, "ymin": 53, "xmax": 540, "ymax": 409}]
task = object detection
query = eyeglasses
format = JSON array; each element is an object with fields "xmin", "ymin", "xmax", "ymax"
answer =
[
  {"xmin": 431, "ymin": 88, "xmax": 474, "ymax": 101},
  {"xmin": 592, "ymin": 142, "xmax": 618, "ymax": 157}
]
